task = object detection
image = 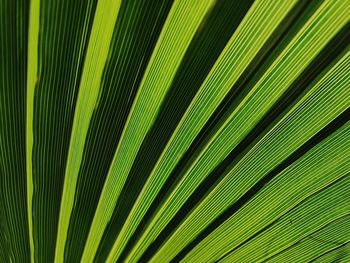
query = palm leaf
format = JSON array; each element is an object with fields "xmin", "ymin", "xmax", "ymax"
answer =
[{"xmin": 0, "ymin": 0, "xmax": 349, "ymax": 262}]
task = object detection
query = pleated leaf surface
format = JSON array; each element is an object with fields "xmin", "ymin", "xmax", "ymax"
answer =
[{"xmin": 0, "ymin": 0, "xmax": 349, "ymax": 262}]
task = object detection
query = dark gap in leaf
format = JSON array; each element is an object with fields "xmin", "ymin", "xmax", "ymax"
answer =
[{"xmin": 139, "ymin": 18, "xmax": 350, "ymax": 263}]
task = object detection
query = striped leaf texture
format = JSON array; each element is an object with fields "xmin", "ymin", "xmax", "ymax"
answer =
[{"xmin": 0, "ymin": 0, "xmax": 349, "ymax": 262}]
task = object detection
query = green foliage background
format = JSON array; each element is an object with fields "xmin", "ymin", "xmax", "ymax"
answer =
[{"xmin": 0, "ymin": 0, "xmax": 349, "ymax": 262}]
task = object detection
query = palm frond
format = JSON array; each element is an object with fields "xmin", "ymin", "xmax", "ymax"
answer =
[{"xmin": 0, "ymin": 0, "xmax": 349, "ymax": 262}]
